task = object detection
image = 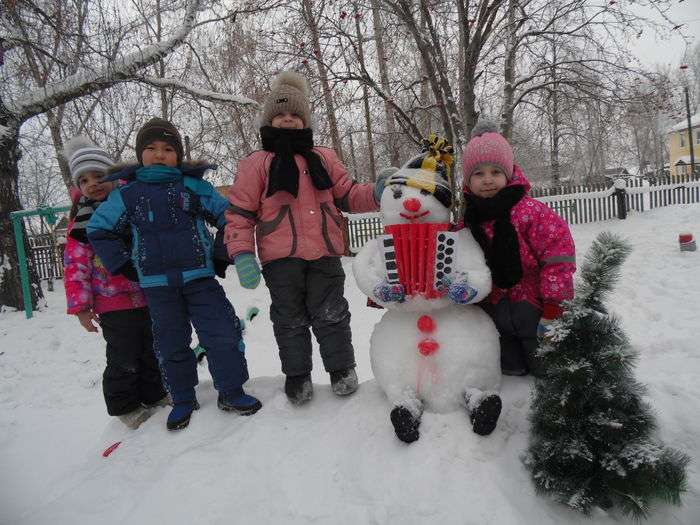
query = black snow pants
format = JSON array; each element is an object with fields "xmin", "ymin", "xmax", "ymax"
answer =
[
  {"xmin": 262, "ymin": 256, "xmax": 355, "ymax": 377},
  {"xmin": 99, "ymin": 307, "xmax": 167, "ymax": 415},
  {"xmin": 481, "ymin": 298, "xmax": 543, "ymax": 377}
]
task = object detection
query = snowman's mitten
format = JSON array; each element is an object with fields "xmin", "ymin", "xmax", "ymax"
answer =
[
  {"xmin": 373, "ymin": 282, "xmax": 405, "ymax": 303},
  {"xmin": 448, "ymin": 281, "xmax": 478, "ymax": 304}
]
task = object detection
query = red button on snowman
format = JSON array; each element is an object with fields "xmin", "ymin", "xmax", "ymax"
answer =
[{"xmin": 353, "ymin": 136, "xmax": 502, "ymax": 443}]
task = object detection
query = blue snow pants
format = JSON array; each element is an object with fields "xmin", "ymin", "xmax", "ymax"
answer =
[{"xmin": 142, "ymin": 277, "xmax": 249, "ymax": 403}]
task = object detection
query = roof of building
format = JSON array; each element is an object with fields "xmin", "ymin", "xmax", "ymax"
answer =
[
  {"xmin": 668, "ymin": 113, "xmax": 700, "ymax": 133},
  {"xmin": 674, "ymin": 155, "xmax": 694, "ymax": 165}
]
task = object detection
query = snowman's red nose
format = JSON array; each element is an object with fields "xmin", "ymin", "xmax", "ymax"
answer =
[{"xmin": 403, "ymin": 198, "xmax": 421, "ymax": 212}]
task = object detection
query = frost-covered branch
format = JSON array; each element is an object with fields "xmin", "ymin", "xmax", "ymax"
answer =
[
  {"xmin": 9, "ymin": 0, "xmax": 202, "ymax": 123},
  {"xmin": 136, "ymin": 76, "xmax": 260, "ymax": 108}
]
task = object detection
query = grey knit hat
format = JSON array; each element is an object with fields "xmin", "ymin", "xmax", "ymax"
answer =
[
  {"xmin": 261, "ymin": 70, "xmax": 311, "ymax": 127},
  {"xmin": 63, "ymin": 135, "xmax": 115, "ymax": 186}
]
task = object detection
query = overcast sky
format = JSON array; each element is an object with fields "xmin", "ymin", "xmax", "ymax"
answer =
[{"xmin": 631, "ymin": 1, "xmax": 700, "ymax": 68}]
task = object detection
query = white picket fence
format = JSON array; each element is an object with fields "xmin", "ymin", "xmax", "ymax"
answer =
[{"xmin": 346, "ymin": 175, "xmax": 700, "ymax": 253}]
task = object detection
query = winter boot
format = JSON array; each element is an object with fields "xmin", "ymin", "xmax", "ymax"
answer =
[
  {"xmin": 217, "ymin": 389, "xmax": 262, "ymax": 415},
  {"xmin": 118, "ymin": 405, "xmax": 152, "ymax": 430},
  {"xmin": 285, "ymin": 374, "xmax": 313, "ymax": 405},
  {"xmin": 330, "ymin": 367, "xmax": 358, "ymax": 396},
  {"xmin": 167, "ymin": 400, "xmax": 200, "ymax": 431},
  {"xmin": 466, "ymin": 392, "xmax": 502, "ymax": 436},
  {"xmin": 390, "ymin": 406, "xmax": 421, "ymax": 443}
]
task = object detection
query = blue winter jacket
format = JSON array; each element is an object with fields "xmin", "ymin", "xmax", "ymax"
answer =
[{"xmin": 87, "ymin": 162, "xmax": 229, "ymax": 288}]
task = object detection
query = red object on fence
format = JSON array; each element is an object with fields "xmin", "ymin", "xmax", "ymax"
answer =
[{"xmin": 102, "ymin": 441, "xmax": 122, "ymax": 457}]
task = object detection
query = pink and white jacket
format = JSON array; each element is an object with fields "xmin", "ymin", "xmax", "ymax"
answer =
[
  {"xmin": 225, "ymin": 147, "xmax": 378, "ymax": 264},
  {"xmin": 63, "ymin": 219, "xmax": 146, "ymax": 315},
  {"xmin": 463, "ymin": 165, "xmax": 576, "ymax": 311}
]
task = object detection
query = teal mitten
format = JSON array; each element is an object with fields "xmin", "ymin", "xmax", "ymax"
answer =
[{"xmin": 234, "ymin": 252, "xmax": 261, "ymax": 289}]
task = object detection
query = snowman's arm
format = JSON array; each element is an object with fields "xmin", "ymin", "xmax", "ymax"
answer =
[
  {"xmin": 352, "ymin": 240, "xmax": 390, "ymax": 299},
  {"xmin": 453, "ymin": 231, "xmax": 492, "ymax": 303}
]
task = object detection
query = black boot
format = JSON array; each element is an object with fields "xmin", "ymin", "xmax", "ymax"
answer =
[
  {"xmin": 285, "ymin": 374, "xmax": 313, "ymax": 405},
  {"xmin": 330, "ymin": 367, "xmax": 358, "ymax": 396},
  {"xmin": 467, "ymin": 393, "xmax": 502, "ymax": 436},
  {"xmin": 390, "ymin": 406, "xmax": 421, "ymax": 443}
]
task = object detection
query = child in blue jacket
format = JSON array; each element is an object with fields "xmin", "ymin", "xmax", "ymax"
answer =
[{"xmin": 88, "ymin": 117, "xmax": 261, "ymax": 430}]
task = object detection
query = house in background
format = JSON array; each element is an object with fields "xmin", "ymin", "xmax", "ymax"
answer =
[{"xmin": 667, "ymin": 113, "xmax": 700, "ymax": 177}]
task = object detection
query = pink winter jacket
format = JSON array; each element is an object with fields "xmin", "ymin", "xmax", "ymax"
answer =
[
  {"xmin": 225, "ymin": 147, "xmax": 378, "ymax": 264},
  {"xmin": 63, "ymin": 219, "xmax": 146, "ymax": 315},
  {"xmin": 464, "ymin": 165, "xmax": 576, "ymax": 310}
]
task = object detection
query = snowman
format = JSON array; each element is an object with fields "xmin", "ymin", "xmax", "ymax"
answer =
[{"xmin": 353, "ymin": 137, "xmax": 502, "ymax": 443}]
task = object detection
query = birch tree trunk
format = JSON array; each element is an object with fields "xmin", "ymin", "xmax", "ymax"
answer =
[
  {"xmin": 302, "ymin": 0, "xmax": 345, "ymax": 161},
  {"xmin": 370, "ymin": 0, "xmax": 400, "ymax": 167},
  {"xmin": 354, "ymin": 5, "xmax": 377, "ymax": 181}
]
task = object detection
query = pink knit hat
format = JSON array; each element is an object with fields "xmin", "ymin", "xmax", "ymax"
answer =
[{"xmin": 461, "ymin": 121, "xmax": 514, "ymax": 189}]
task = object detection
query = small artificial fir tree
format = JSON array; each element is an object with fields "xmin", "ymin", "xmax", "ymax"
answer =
[{"xmin": 524, "ymin": 232, "xmax": 689, "ymax": 518}]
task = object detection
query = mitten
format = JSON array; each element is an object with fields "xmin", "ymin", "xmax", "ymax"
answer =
[
  {"xmin": 538, "ymin": 302, "xmax": 563, "ymax": 338},
  {"xmin": 374, "ymin": 166, "xmax": 399, "ymax": 203},
  {"xmin": 234, "ymin": 252, "xmax": 262, "ymax": 289},
  {"xmin": 448, "ymin": 281, "xmax": 478, "ymax": 304},
  {"xmin": 117, "ymin": 261, "xmax": 139, "ymax": 282},
  {"xmin": 373, "ymin": 281, "xmax": 405, "ymax": 303}
]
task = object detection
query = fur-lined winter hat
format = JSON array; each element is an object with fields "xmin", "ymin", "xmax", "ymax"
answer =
[
  {"xmin": 135, "ymin": 117, "xmax": 184, "ymax": 165},
  {"xmin": 386, "ymin": 134, "xmax": 454, "ymax": 209},
  {"xmin": 461, "ymin": 120, "xmax": 514, "ymax": 186},
  {"xmin": 261, "ymin": 70, "xmax": 311, "ymax": 128},
  {"xmin": 63, "ymin": 135, "xmax": 115, "ymax": 186}
]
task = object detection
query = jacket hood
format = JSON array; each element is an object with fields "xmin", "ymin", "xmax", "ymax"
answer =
[
  {"xmin": 102, "ymin": 160, "xmax": 217, "ymax": 182},
  {"xmin": 462, "ymin": 163, "xmax": 531, "ymax": 196}
]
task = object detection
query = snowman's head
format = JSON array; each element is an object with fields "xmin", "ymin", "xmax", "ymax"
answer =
[{"xmin": 381, "ymin": 168, "xmax": 451, "ymax": 225}]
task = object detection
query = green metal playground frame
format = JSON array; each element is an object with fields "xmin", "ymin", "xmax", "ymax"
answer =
[{"xmin": 10, "ymin": 205, "xmax": 70, "ymax": 319}]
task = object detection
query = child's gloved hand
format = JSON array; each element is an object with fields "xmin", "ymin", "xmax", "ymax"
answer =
[
  {"xmin": 234, "ymin": 252, "xmax": 261, "ymax": 289},
  {"xmin": 538, "ymin": 302, "xmax": 563, "ymax": 338},
  {"xmin": 76, "ymin": 310, "xmax": 100, "ymax": 333},
  {"xmin": 447, "ymin": 280, "xmax": 478, "ymax": 304},
  {"xmin": 374, "ymin": 167, "xmax": 399, "ymax": 203},
  {"xmin": 213, "ymin": 229, "xmax": 231, "ymax": 278},
  {"xmin": 373, "ymin": 281, "xmax": 405, "ymax": 303}
]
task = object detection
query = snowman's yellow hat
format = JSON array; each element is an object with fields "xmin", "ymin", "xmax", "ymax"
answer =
[{"xmin": 386, "ymin": 133, "xmax": 454, "ymax": 209}]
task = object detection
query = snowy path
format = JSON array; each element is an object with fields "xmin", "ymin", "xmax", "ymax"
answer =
[{"xmin": 1, "ymin": 205, "xmax": 699, "ymax": 524}]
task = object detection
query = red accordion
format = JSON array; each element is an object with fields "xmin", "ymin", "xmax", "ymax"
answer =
[{"xmin": 380, "ymin": 223, "xmax": 458, "ymax": 299}]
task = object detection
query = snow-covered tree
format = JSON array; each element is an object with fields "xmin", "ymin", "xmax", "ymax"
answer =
[{"xmin": 525, "ymin": 232, "xmax": 689, "ymax": 518}]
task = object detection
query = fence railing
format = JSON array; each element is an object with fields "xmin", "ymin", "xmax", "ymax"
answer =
[{"xmin": 345, "ymin": 174, "xmax": 700, "ymax": 253}]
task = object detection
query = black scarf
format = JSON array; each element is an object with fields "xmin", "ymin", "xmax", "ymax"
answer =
[
  {"xmin": 68, "ymin": 196, "xmax": 100, "ymax": 243},
  {"xmin": 260, "ymin": 126, "xmax": 333, "ymax": 198},
  {"xmin": 463, "ymin": 186, "xmax": 525, "ymax": 289}
]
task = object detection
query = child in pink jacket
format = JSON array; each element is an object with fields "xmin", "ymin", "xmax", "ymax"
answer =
[
  {"xmin": 224, "ymin": 70, "xmax": 386, "ymax": 404},
  {"xmin": 63, "ymin": 136, "xmax": 167, "ymax": 429},
  {"xmin": 461, "ymin": 122, "xmax": 576, "ymax": 376}
]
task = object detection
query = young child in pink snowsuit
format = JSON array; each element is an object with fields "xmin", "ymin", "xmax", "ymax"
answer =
[
  {"xmin": 224, "ymin": 70, "xmax": 386, "ymax": 404},
  {"xmin": 461, "ymin": 122, "xmax": 576, "ymax": 376},
  {"xmin": 62, "ymin": 136, "xmax": 167, "ymax": 429}
]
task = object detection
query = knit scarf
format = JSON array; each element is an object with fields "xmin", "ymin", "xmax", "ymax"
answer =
[
  {"xmin": 463, "ymin": 185, "xmax": 525, "ymax": 289},
  {"xmin": 260, "ymin": 126, "xmax": 332, "ymax": 198},
  {"xmin": 135, "ymin": 164, "xmax": 182, "ymax": 182},
  {"xmin": 69, "ymin": 196, "xmax": 100, "ymax": 243}
]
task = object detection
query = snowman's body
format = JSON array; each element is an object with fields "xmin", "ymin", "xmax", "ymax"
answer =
[{"xmin": 353, "ymin": 177, "xmax": 501, "ymax": 438}]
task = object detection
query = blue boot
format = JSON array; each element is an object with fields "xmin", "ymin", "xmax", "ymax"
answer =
[
  {"xmin": 217, "ymin": 389, "xmax": 262, "ymax": 415},
  {"xmin": 167, "ymin": 400, "xmax": 200, "ymax": 431}
]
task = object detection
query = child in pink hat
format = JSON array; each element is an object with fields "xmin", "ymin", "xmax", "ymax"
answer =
[{"xmin": 461, "ymin": 121, "xmax": 576, "ymax": 376}]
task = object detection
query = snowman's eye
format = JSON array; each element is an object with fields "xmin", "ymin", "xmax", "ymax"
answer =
[
  {"xmin": 420, "ymin": 189, "xmax": 430, "ymax": 196},
  {"xmin": 392, "ymin": 187, "xmax": 403, "ymax": 199}
]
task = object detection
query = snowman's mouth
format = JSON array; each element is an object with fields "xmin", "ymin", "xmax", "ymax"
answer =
[{"xmin": 400, "ymin": 210, "xmax": 430, "ymax": 220}]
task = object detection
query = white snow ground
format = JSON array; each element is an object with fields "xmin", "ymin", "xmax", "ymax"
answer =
[{"xmin": 1, "ymin": 204, "xmax": 699, "ymax": 525}]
